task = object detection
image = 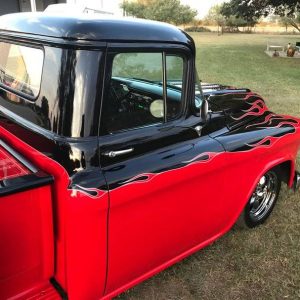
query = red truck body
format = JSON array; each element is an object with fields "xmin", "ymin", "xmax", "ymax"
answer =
[{"xmin": 0, "ymin": 13, "xmax": 299, "ymax": 300}]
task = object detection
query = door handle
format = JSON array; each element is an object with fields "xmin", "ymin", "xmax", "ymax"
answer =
[{"xmin": 102, "ymin": 148, "xmax": 134, "ymax": 158}]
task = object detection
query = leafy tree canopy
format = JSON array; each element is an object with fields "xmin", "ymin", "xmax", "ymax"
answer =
[
  {"xmin": 221, "ymin": 0, "xmax": 300, "ymax": 31},
  {"xmin": 121, "ymin": 0, "xmax": 197, "ymax": 25},
  {"xmin": 221, "ymin": 1, "xmax": 259, "ymax": 27},
  {"xmin": 204, "ymin": 3, "xmax": 257, "ymax": 32},
  {"xmin": 221, "ymin": 0, "xmax": 300, "ymax": 17},
  {"xmin": 204, "ymin": 4, "xmax": 226, "ymax": 26}
]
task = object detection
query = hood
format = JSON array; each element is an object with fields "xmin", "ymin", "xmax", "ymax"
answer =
[
  {"xmin": 207, "ymin": 90, "xmax": 268, "ymax": 130},
  {"xmin": 201, "ymin": 83, "xmax": 250, "ymax": 97}
]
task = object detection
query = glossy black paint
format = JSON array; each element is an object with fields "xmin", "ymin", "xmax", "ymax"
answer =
[
  {"xmin": 0, "ymin": 13, "xmax": 195, "ymax": 51},
  {"xmin": 0, "ymin": 45, "xmax": 104, "ymax": 138},
  {"xmin": 0, "ymin": 14, "xmax": 295, "ymax": 193},
  {"xmin": 0, "ymin": 116, "xmax": 100, "ymax": 175},
  {"xmin": 99, "ymin": 120, "xmax": 224, "ymax": 190},
  {"xmin": 214, "ymin": 111, "xmax": 298, "ymax": 152}
]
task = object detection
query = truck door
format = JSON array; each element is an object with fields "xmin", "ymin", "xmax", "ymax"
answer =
[{"xmin": 99, "ymin": 47, "xmax": 226, "ymax": 294}]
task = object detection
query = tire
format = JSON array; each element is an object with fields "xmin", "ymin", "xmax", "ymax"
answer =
[{"xmin": 237, "ymin": 170, "xmax": 281, "ymax": 228}]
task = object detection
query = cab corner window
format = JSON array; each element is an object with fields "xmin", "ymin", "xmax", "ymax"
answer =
[
  {"xmin": 0, "ymin": 42, "xmax": 44, "ymax": 98},
  {"xmin": 101, "ymin": 52, "xmax": 185, "ymax": 134}
]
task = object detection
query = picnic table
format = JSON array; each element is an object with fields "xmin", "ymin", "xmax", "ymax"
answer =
[{"xmin": 266, "ymin": 42, "xmax": 284, "ymax": 52}]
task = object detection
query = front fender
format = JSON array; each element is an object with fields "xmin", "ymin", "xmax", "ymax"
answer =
[{"xmin": 211, "ymin": 110, "xmax": 300, "ymax": 229}]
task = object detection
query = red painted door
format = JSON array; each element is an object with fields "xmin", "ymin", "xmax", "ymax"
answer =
[
  {"xmin": 99, "ymin": 48, "xmax": 227, "ymax": 294},
  {"xmin": 100, "ymin": 129, "xmax": 227, "ymax": 294}
]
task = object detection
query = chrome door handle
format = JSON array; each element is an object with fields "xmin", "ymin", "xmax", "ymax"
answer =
[{"xmin": 102, "ymin": 148, "xmax": 134, "ymax": 158}]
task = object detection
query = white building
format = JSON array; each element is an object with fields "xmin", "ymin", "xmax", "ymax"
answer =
[
  {"xmin": 66, "ymin": 0, "xmax": 123, "ymax": 16},
  {"xmin": 0, "ymin": 0, "xmax": 124, "ymax": 16}
]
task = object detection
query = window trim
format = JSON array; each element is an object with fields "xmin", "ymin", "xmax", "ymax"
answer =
[
  {"xmin": 99, "ymin": 47, "xmax": 189, "ymax": 136},
  {"xmin": 0, "ymin": 39, "xmax": 44, "ymax": 101},
  {"xmin": 162, "ymin": 52, "xmax": 167, "ymax": 123}
]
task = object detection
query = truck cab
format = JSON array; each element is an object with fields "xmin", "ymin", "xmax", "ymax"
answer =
[{"xmin": 0, "ymin": 13, "xmax": 299, "ymax": 300}]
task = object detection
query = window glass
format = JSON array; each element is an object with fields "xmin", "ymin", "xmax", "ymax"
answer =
[
  {"xmin": 166, "ymin": 55, "xmax": 184, "ymax": 120},
  {"xmin": 112, "ymin": 53, "xmax": 163, "ymax": 82},
  {"xmin": 0, "ymin": 42, "xmax": 43, "ymax": 98},
  {"xmin": 101, "ymin": 52, "xmax": 185, "ymax": 134},
  {"xmin": 195, "ymin": 72, "xmax": 204, "ymax": 109}
]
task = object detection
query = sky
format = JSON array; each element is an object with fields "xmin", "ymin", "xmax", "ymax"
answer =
[
  {"xmin": 69, "ymin": 0, "xmax": 226, "ymax": 19},
  {"xmin": 180, "ymin": 0, "xmax": 226, "ymax": 18}
]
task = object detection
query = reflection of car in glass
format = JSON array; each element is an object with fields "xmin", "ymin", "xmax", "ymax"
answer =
[{"xmin": 0, "ymin": 13, "xmax": 300, "ymax": 300}]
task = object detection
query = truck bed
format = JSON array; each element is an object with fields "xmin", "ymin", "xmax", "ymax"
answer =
[{"xmin": 0, "ymin": 138, "xmax": 56, "ymax": 300}]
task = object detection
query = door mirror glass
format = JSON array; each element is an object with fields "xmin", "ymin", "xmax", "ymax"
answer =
[
  {"xmin": 194, "ymin": 71, "xmax": 207, "ymax": 124},
  {"xmin": 150, "ymin": 99, "xmax": 164, "ymax": 118},
  {"xmin": 200, "ymin": 99, "xmax": 208, "ymax": 124}
]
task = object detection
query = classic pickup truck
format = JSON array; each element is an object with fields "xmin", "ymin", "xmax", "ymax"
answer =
[{"xmin": 0, "ymin": 13, "xmax": 299, "ymax": 300}]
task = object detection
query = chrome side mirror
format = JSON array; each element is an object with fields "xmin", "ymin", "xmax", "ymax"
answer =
[{"xmin": 199, "ymin": 99, "xmax": 208, "ymax": 124}]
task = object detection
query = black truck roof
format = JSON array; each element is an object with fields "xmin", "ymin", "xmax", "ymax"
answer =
[{"xmin": 0, "ymin": 13, "xmax": 194, "ymax": 47}]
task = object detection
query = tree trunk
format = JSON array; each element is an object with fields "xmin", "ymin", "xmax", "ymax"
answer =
[{"xmin": 288, "ymin": 19, "xmax": 300, "ymax": 32}]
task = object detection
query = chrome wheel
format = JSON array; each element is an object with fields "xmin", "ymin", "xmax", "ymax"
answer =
[
  {"xmin": 249, "ymin": 171, "xmax": 279, "ymax": 222},
  {"xmin": 237, "ymin": 169, "xmax": 281, "ymax": 228}
]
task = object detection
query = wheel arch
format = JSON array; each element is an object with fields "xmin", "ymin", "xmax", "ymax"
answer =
[
  {"xmin": 232, "ymin": 157, "xmax": 295, "ymax": 228},
  {"xmin": 271, "ymin": 160, "xmax": 294, "ymax": 187},
  {"xmin": 253, "ymin": 158, "xmax": 295, "ymax": 192}
]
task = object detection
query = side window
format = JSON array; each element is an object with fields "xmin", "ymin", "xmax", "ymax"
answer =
[
  {"xmin": 101, "ymin": 51, "xmax": 185, "ymax": 134},
  {"xmin": 0, "ymin": 42, "xmax": 43, "ymax": 98}
]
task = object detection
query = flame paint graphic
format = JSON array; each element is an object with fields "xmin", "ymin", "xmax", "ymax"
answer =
[
  {"xmin": 69, "ymin": 185, "xmax": 108, "ymax": 199},
  {"xmin": 264, "ymin": 120, "xmax": 299, "ymax": 129},
  {"xmin": 246, "ymin": 114, "xmax": 299, "ymax": 129},
  {"xmin": 245, "ymin": 136, "xmax": 276, "ymax": 148},
  {"xmin": 121, "ymin": 173, "xmax": 159, "ymax": 185},
  {"xmin": 120, "ymin": 152, "xmax": 220, "ymax": 187},
  {"xmin": 246, "ymin": 113, "xmax": 278, "ymax": 129},
  {"xmin": 182, "ymin": 152, "xmax": 218, "ymax": 164},
  {"xmin": 66, "ymin": 109, "xmax": 299, "ymax": 197},
  {"xmin": 244, "ymin": 114, "xmax": 299, "ymax": 150},
  {"xmin": 244, "ymin": 93, "xmax": 258, "ymax": 100},
  {"xmin": 231, "ymin": 99, "xmax": 267, "ymax": 121}
]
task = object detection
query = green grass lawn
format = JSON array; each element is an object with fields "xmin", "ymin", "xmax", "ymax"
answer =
[
  {"xmin": 117, "ymin": 33, "xmax": 300, "ymax": 300},
  {"xmin": 195, "ymin": 33, "xmax": 300, "ymax": 116}
]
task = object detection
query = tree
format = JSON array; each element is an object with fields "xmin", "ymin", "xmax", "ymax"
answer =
[
  {"xmin": 225, "ymin": 16, "xmax": 248, "ymax": 32},
  {"xmin": 204, "ymin": 4, "xmax": 226, "ymax": 35},
  {"xmin": 221, "ymin": 1, "xmax": 259, "ymax": 31},
  {"xmin": 221, "ymin": 0, "xmax": 300, "ymax": 32},
  {"xmin": 121, "ymin": 0, "xmax": 197, "ymax": 26},
  {"xmin": 122, "ymin": 1, "xmax": 147, "ymax": 18},
  {"xmin": 280, "ymin": 16, "xmax": 291, "ymax": 32}
]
